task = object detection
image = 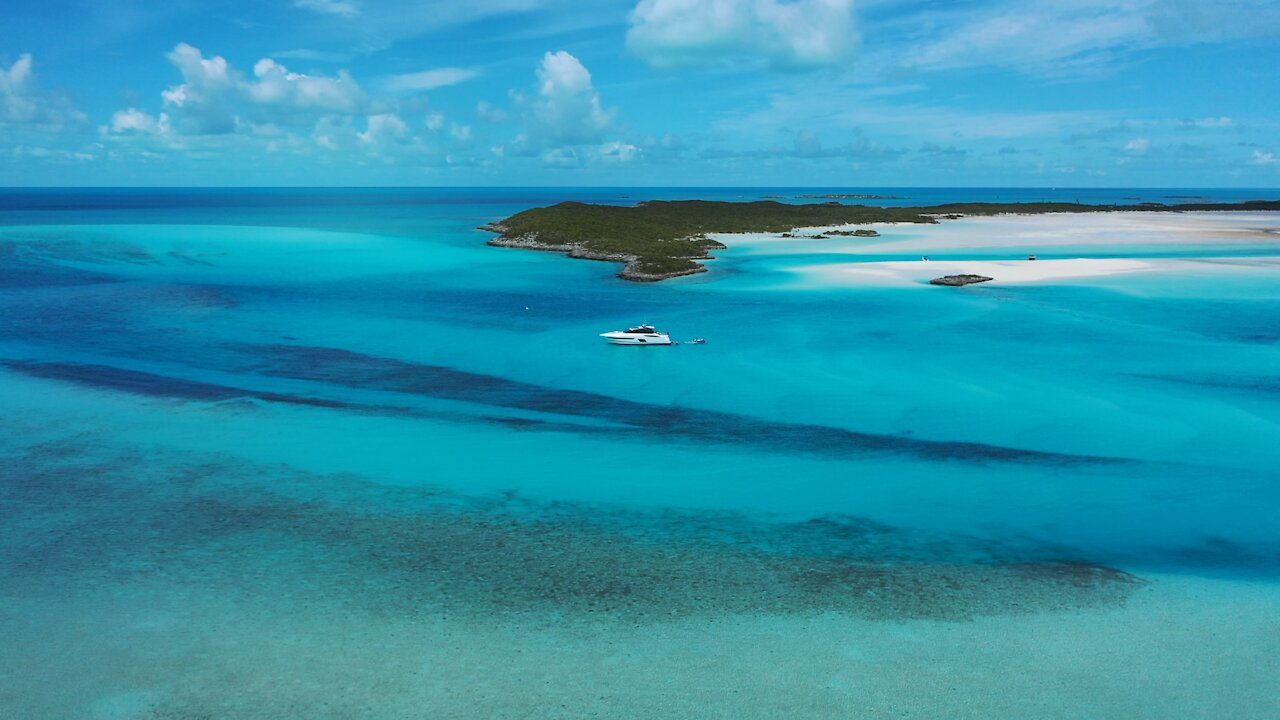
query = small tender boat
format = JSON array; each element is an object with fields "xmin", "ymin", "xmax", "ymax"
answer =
[{"xmin": 600, "ymin": 324, "xmax": 673, "ymax": 345}]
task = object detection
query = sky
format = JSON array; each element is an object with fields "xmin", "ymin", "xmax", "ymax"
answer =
[{"xmin": 1, "ymin": 0, "xmax": 1279, "ymax": 187}]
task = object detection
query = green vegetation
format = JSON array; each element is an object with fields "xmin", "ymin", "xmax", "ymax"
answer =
[{"xmin": 484, "ymin": 198, "xmax": 1280, "ymax": 281}]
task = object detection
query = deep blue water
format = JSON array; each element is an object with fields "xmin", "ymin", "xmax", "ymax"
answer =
[{"xmin": 2, "ymin": 187, "xmax": 1279, "ymax": 717}]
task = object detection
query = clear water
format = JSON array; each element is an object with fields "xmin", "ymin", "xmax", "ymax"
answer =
[{"xmin": 2, "ymin": 188, "xmax": 1278, "ymax": 718}]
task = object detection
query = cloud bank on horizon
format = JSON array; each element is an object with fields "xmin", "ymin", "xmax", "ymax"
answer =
[{"xmin": 0, "ymin": 0, "xmax": 1277, "ymax": 186}]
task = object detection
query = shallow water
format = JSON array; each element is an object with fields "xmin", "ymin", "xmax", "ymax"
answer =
[{"xmin": 2, "ymin": 188, "xmax": 1278, "ymax": 718}]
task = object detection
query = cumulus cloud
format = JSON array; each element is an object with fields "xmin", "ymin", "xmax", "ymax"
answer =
[
  {"xmin": 513, "ymin": 51, "xmax": 612, "ymax": 151},
  {"xmin": 495, "ymin": 51, "xmax": 647, "ymax": 167},
  {"xmin": 1, "ymin": 53, "xmax": 85, "ymax": 126},
  {"xmin": 1, "ymin": 54, "xmax": 40, "ymax": 123},
  {"xmin": 161, "ymin": 43, "xmax": 239, "ymax": 134},
  {"xmin": 248, "ymin": 58, "xmax": 366, "ymax": 115},
  {"xmin": 384, "ymin": 67, "xmax": 481, "ymax": 92},
  {"xmin": 627, "ymin": 0, "xmax": 858, "ymax": 70},
  {"xmin": 108, "ymin": 108, "xmax": 171, "ymax": 135},
  {"xmin": 358, "ymin": 113, "xmax": 409, "ymax": 145},
  {"xmin": 294, "ymin": 0, "xmax": 359, "ymax": 18},
  {"xmin": 137, "ymin": 43, "xmax": 368, "ymax": 135}
]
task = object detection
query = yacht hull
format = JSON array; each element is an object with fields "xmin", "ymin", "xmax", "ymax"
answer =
[{"xmin": 600, "ymin": 332, "xmax": 673, "ymax": 345}]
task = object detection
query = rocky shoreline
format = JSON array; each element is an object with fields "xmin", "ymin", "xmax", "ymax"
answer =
[{"xmin": 482, "ymin": 223, "xmax": 725, "ymax": 281}]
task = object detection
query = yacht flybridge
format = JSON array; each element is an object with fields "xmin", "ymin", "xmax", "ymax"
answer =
[{"xmin": 600, "ymin": 324, "xmax": 673, "ymax": 345}]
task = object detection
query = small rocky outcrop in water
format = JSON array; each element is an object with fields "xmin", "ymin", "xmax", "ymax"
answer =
[{"xmin": 929, "ymin": 274, "xmax": 993, "ymax": 286}]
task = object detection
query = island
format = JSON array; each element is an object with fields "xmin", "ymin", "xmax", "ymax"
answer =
[
  {"xmin": 482, "ymin": 199, "xmax": 1280, "ymax": 282},
  {"xmin": 828, "ymin": 229, "xmax": 881, "ymax": 237},
  {"xmin": 930, "ymin": 274, "xmax": 994, "ymax": 287},
  {"xmin": 796, "ymin": 193, "xmax": 906, "ymax": 199}
]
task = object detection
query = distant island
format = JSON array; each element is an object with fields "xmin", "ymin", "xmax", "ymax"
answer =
[
  {"xmin": 482, "ymin": 199, "xmax": 1280, "ymax": 282},
  {"xmin": 796, "ymin": 193, "xmax": 906, "ymax": 199}
]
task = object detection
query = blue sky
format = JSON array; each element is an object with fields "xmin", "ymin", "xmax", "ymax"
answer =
[{"xmin": 2, "ymin": 0, "xmax": 1279, "ymax": 186}]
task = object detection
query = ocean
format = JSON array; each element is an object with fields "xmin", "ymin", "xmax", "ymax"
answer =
[{"xmin": 2, "ymin": 187, "xmax": 1278, "ymax": 719}]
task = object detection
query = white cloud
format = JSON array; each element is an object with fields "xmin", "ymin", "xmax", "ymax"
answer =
[
  {"xmin": 294, "ymin": 0, "xmax": 359, "ymax": 18},
  {"xmin": 1124, "ymin": 137, "xmax": 1151, "ymax": 153},
  {"xmin": 516, "ymin": 51, "xmax": 612, "ymax": 149},
  {"xmin": 358, "ymin": 113, "xmax": 409, "ymax": 145},
  {"xmin": 425, "ymin": 112, "xmax": 445, "ymax": 131},
  {"xmin": 142, "ymin": 44, "xmax": 368, "ymax": 135},
  {"xmin": 498, "ymin": 55, "xmax": 639, "ymax": 167},
  {"xmin": 1, "ymin": 53, "xmax": 85, "ymax": 126},
  {"xmin": 1, "ymin": 54, "xmax": 38, "ymax": 122},
  {"xmin": 248, "ymin": 58, "xmax": 366, "ymax": 115},
  {"xmin": 627, "ymin": 0, "xmax": 858, "ymax": 70},
  {"xmin": 108, "ymin": 108, "xmax": 171, "ymax": 135},
  {"xmin": 162, "ymin": 43, "xmax": 239, "ymax": 134},
  {"xmin": 1251, "ymin": 150, "xmax": 1278, "ymax": 166},
  {"xmin": 599, "ymin": 141, "xmax": 639, "ymax": 162},
  {"xmin": 384, "ymin": 67, "xmax": 481, "ymax": 92}
]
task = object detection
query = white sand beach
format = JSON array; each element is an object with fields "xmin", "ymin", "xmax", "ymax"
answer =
[
  {"xmin": 807, "ymin": 257, "xmax": 1154, "ymax": 285},
  {"xmin": 709, "ymin": 210, "xmax": 1280, "ymax": 288}
]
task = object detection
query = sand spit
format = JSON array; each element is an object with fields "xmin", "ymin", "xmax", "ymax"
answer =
[
  {"xmin": 712, "ymin": 210, "xmax": 1280, "ymax": 287},
  {"xmin": 813, "ymin": 258, "xmax": 1154, "ymax": 286}
]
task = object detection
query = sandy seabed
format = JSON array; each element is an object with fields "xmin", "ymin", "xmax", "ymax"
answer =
[
  {"xmin": 2, "ymin": 423, "xmax": 1278, "ymax": 720},
  {"xmin": 5, "ymin": 570, "xmax": 1277, "ymax": 719}
]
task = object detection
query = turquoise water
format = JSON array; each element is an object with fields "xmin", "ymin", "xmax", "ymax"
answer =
[{"xmin": 2, "ymin": 188, "xmax": 1279, "ymax": 718}]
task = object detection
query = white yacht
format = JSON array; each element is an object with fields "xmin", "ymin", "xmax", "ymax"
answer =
[{"xmin": 600, "ymin": 324, "xmax": 673, "ymax": 345}]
